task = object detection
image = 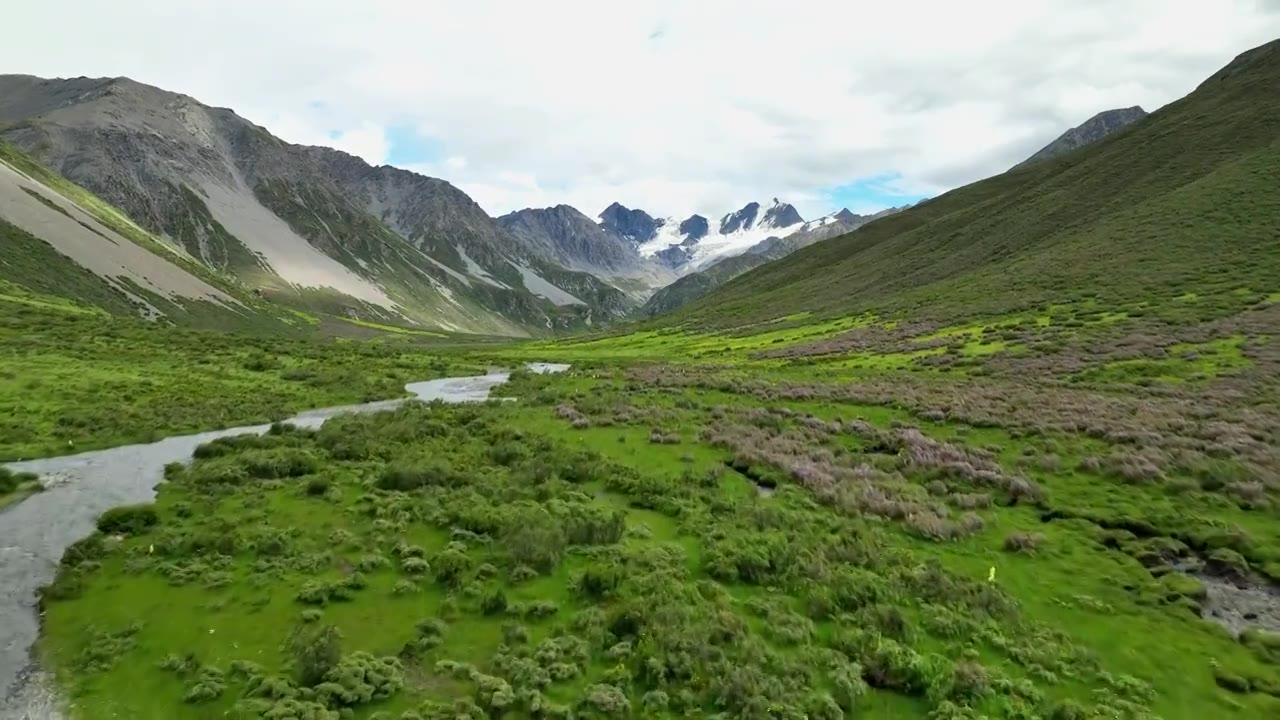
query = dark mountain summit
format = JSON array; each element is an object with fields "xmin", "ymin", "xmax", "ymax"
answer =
[
  {"xmin": 496, "ymin": 205, "xmax": 672, "ymax": 292},
  {"xmin": 719, "ymin": 201, "xmax": 760, "ymax": 234},
  {"xmin": 1014, "ymin": 106, "xmax": 1148, "ymax": 168},
  {"xmin": 598, "ymin": 202, "xmax": 661, "ymax": 244},
  {"xmin": 678, "ymin": 214, "xmax": 709, "ymax": 243},
  {"xmin": 760, "ymin": 199, "xmax": 803, "ymax": 229}
]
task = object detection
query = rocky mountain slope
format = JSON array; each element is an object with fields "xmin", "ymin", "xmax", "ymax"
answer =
[
  {"xmin": 0, "ymin": 75, "xmax": 630, "ymax": 335},
  {"xmin": 1014, "ymin": 106, "xmax": 1148, "ymax": 168},
  {"xmin": 495, "ymin": 205, "xmax": 674, "ymax": 296},
  {"xmin": 663, "ymin": 40, "xmax": 1280, "ymax": 329},
  {"xmin": 598, "ymin": 202, "xmax": 665, "ymax": 246},
  {"xmin": 0, "ymin": 137, "xmax": 310, "ymax": 332},
  {"xmin": 639, "ymin": 246, "xmax": 781, "ymax": 318}
]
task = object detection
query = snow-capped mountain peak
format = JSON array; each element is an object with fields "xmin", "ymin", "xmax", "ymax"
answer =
[
  {"xmin": 799, "ymin": 207, "xmax": 857, "ymax": 233},
  {"xmin": 616, "ymin": 198, "xmax": 806, "ymax": 274},
  {"xmin": 598, "ymin": 202, "xmax": 661, "ymax": 246}
]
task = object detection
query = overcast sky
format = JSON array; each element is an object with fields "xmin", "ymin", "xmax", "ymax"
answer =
[{"xmin": 4, "ymin": 1, "xmax": 1278, "ymax": 220}]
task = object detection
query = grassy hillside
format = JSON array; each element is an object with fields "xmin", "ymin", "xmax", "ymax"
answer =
[
  {"xmin": 640, "ymin": 251, "xmax": 775, "ymax": 317},
  {"xmin": 668, "ymin": 40, "xmax": 1280, "ymax": 330}
]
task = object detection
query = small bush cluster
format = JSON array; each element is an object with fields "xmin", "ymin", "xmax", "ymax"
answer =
[
  {"xmin": 648, "ymin": 429, "xmax": 681, "ymax": 445},
  {"xmin": 0, "ymin": 467, "xmax": 39, "ymax": 495},
  {"xmin": 96, "ymin": 503, "xmax": 159, "ymax": 535},
  {"xmin": 1003, "ymin": 532, "xmax": 1045, "ymax": 554},
  {"xmin": 296, "ymin": 577, "xmax": 362, "ymax": 606}
]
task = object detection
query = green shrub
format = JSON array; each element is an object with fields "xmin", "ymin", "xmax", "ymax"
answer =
[
  {"xmin": 578, "ymin": 683, "xmax": 629, "ymax": 716},
  {"xmin": 401, "ymin": 557, "xmax": 430, "ymax": 575},
  {"xmin": 510, "ymin": 565, "xmax": 539, "ymax": 584},
  {"xmin": 183, "ymin": 666, "xmax": 226, "ymax": 703},
  {"xmin": 433, "ymin": 548, "xmax": 471, "ymax": 587},
  {"xmin": 1241, "ymin": 629, "xmax": 1280, "ymax": 664},
  {"xmin": 313, "ymin": 652, "xmax": 404, "ymax": 707},
  {"xmin": 570, "ymin": 563, "xmax": 623, "ymax": 600},
  {"xmin": 378, "ymin": 459, "xmax": 455, "ymax": 491},
  {"xmin": 480, "ymin": 588, "xmax": 508, "ymax": 616},
  {"xmin": 1213, "ymin": 666, "xmax": 1251, "ymax": 693},
  {"xmin": 240, "ymin": 449, "xmax": 321, "ymax": 479},
  {"xmin": 97, "ymin": 504, "xmax": 159, "ymax": 535},
  {"xmin": 1048, "ymin": 699, "xmax": 1088, "ymax": 720},
  {"xmin": 287, "ymin": 624, "xmax": 343, "ymax": 686},
  {"xmin": 501, "ymin": 505, "xmax": 566, "ymax": 572},
  {"xmin": 41, "ymin": 570, "xmax": 87, "ymax": 602},
  {"xmin": 391, "ymin": 579, "xmax": 419, "ymax": 596},
  {"xmin": 61, "ymin": 534, "xmax": 106, "ymax": 567},
  {"xmin": 295, "ymin": 580, "xmax": 353, "ymax": 606}
]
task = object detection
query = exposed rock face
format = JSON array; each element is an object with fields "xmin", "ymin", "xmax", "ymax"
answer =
[
  {"xmin": 749, "ymin": 206, "xmax": 904, "ymax": 256},
  {"xmin": 760, "ymin": 199, "xmax": 802, "ymax": 229},
  {"xmin": 654, "ymin": 244, "xmax": 695, "ymax": 270},
  {"xmin": 598, "ymin": 202, "xmax": 661, "ymax": 244},
  {"xmin": 0, "ymin": 74, "xmax": 631, "ymax": 334},
  {"xmin": 496, "ymin": 205, "xmax": 673, "ymax": 294},
  {"xmin": 719, "ymin": 201, "xmax": 760, "ymax": 235},
  {"xmin": 717, "ymin": 199, "xmax": 803, "ymax": 235},
  {"xmin": 1015, "ymin": 106, "xmax": 1148, "ymax": 168},
  {"xmin": 678, "ymin": 214, "xmax": 708, "ymax": 243}
]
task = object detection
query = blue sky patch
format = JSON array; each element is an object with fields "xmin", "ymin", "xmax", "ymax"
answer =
[
  {"xmin": 822, "ymin": 173, "xmax": 928, "ymax": 214},
  {"xmin": 386, "ymin": 125, "xmax": 444, "ymax": 166}
]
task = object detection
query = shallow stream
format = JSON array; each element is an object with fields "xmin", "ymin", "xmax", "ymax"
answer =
[{"xmin": 0, "ymin": 363, "xmax": 568, "ymax": 718}]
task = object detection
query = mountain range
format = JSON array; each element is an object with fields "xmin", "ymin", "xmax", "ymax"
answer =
[
  {"xmin": 0, "ymin": 75, "xmax": 631, "ymax": 335},
  {"xmin": 0, "ymin": 69, "xmax": 1158, "ymax": 335}
]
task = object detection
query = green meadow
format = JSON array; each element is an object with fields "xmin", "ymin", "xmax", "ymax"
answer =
[{"xmin": 29, "ymin": 274, "xmax": 1280, "ymax": 719}]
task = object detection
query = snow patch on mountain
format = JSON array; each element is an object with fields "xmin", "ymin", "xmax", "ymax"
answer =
[
  {"xmin": 199, "ymin": 180, "xmax": 399, "ymax": 309},
  {"xmin": 800, "ymin": 211, "xmax": 844, "ymax": 232},
  {"xmin": 514, "ymin": 264, "xmax": 584, "ymax": 306},
  {"xmin": 457, "ymin": 247, "xmax": 509, "ymax": 288},
  {"xmin": 634, "ymin": 199, "xmax": 804, "ymax": 273},
  {"xmin": 0, "ymin": 161, "xmax": 237, "ymax": 311}
]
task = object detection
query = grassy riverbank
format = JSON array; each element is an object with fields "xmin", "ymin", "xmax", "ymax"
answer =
[
  {"xmin": 0, "ymin": 292, "xmax": 483, "ymax": 461},
  {"xmin": 0, "ymin": 466, "xmax": 42, "ymax": 511}
]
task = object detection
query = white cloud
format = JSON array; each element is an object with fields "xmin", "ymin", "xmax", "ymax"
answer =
[
  {"xmin": 3, "ymin": 0, "xmax": 1277, "ymax": 220},
  {"xmin": 241, "ymin": 111, "xmax": 390, "ymax": 166}
]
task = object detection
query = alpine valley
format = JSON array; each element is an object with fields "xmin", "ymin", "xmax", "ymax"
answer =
[{"xmin": 3, "ymin": 33, "xmax": 1280, "ymax": 720}]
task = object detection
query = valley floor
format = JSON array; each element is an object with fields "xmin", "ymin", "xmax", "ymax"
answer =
[
  {"xmin": 5, "ymin": 281, "xmax": 1280, "ymax": 720},
  {"xmin": 0, "ymin": 291, "xmax": 482, "ymax": 462}
]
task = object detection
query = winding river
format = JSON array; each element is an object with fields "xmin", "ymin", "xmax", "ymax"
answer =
[{"xmin": 0, "ymin": 363, "xmax": 568, "ymax": 718}]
